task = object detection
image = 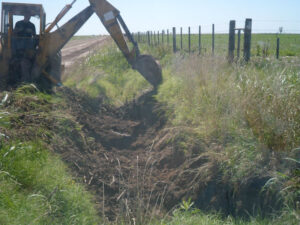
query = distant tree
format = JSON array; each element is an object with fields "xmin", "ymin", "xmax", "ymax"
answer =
[{"xmin": 279, "ymin": 27, "xmax": 283, "ymax": 34}]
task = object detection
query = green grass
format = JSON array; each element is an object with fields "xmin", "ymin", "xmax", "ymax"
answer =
[
  {"xmin": 63, "ymin": 40, "xmax": 299, "ymax": 224},
  {"xmin": 137, "ymin": 33, "xmax": 300, "ymax": 57},
  {"xmin": 64, "ymin": 43, "xmax": 151, "ymax": 106},
  {"xmin": 154, "ymin": 209, "xmax": 299, "ymax": 225},
  {"xmin": 0, "ymin": 141, "xmax": 100, "ymax": 225},
  {"xmin": 1, "ymin": 35, "xmax": 299, "ymax": 224},
  {"xmin": 0, "ymin": 85, "xmax": 101, "ymax": 224},
  {"xmin": 154, "ymin": 50, "xmax": 299, "ymax": 189},
  {"xmin": 156, "ymin": 55, "xmax": 299, "ymax": 151}
]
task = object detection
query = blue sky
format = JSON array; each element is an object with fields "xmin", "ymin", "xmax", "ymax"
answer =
[{"xmin": 1, "ymin": 0, "xmax": 300, "ymax": 35}]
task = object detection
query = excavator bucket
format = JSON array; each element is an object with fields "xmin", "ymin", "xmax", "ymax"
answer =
[
  {"xmin": 89, "ymin": 0, "xmax": 162, "ymax": 88},
  {"xmin": 133, "ymin": 55, "xmax": 162, "ymax": 88}
]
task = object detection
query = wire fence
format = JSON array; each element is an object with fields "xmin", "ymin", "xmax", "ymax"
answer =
[{"xmin": 133, "ymin": 19, "xmax": 300, "ymax": 60}]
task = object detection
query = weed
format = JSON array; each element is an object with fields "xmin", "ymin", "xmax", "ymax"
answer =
[{"xmin": 64, "ymin": 43, "xmax": 151, "ymax": 106}]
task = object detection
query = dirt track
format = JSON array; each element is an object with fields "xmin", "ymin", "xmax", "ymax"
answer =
[{"xmin": 62, "ymin": 36, "xmax": 109, "ymax": 68}]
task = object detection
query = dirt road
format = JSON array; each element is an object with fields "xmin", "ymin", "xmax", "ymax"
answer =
[{"xmin": 61, "ymin": 36, "xmax": 109, "ymax": 68}]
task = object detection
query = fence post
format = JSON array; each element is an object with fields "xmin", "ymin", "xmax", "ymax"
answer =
[
  {"xmin": 237, "ymin": 29, "xmax": 241, "ymax": 58},
  {"xmin": 180, "ymin": 27, "xmax": 183, "ymax": 50},
  {"xmin": 147, "ymin": 31, "xmax": 150, "ymax": 46},
  {"xmin": 228, "ymin": 20, "xmax": 236, "ymax": 63},
  {"xmin": 150, "ymin": 31, "xmax": 153, "ymax": 46},
  {"xmin": 167, "ymin": 29, "xmax": 169, "ymax": 45},
  {"xmin": 138, "ymin": 32, "xmax": 140, "ymax": 43},
  {"xmin": 212, "ymin": 24, "xmax": 215, "ymax": 55},
  {"xmin": 158, "ymin": 31, "xmax": 160, "ymax": 45},
  {"xmin": 276, "ymin": 37, "xmax": 280, "ymax": 59},
  {"xmin": 244, "ymin": 18, "xmax": 252, "ymax": 62},
  {"xmin": 188, "ymin": 27, "xmax": 191, "ymax": 54},
  {"xmin": 173, "ymin": 27, "xmax": 177, "ymax": 53},
  {"xmin": 199, "ymin": 25, "xmax": 201, "ymax": 55},
  {"xmin": 162, "ymin": 30, "xmax": 165, "ymax": 45}
]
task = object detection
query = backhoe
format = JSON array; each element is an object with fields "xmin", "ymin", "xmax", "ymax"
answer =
[{"xmin": 0, "ymin": 0, "xmax": 162, "ymax": 90}]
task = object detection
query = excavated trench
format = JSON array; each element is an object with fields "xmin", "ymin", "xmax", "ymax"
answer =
[
  {"xmin": 0, "ymin": 84, "xmax": 282, "ymax": 221},
  {"xmin": 50, "ymin": 87, "xmax": 280, "ymax": 221},
  {"xmin": 0, "ymin": 37, "xmax": 286, "ymax": 222}
]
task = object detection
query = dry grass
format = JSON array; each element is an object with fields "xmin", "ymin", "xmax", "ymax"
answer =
[{"xmin": 157, "ymin": 54, "xmax": 299, "ymax": 152}]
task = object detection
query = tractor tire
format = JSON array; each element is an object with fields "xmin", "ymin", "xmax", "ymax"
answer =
[{"xmin": 37, "ymin": 51, "xmax": 62, "ymax": 91}]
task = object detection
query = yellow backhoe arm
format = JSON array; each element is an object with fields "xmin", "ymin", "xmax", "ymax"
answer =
[
  {"xmin": 89, "ymin": 0, "xmax": 138, "ymax": 64},
  {"xmin": 90, "ymin": 0, "xmax": 162, "ymax": 87},
  {"xmin": 32, "ymin": 0, "xmax": 161, "ymax": 88}
]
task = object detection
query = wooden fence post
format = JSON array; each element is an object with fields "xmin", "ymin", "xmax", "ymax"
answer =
[
  {"xmin": 237, "ymin": 29, "xmax": 241, "ymax": 58},
  {"xmin": 154, "ymin": 31, "xmax": 156, "ymax": 45},
  {"xmin": 188, "ymin": 27, "xmax": 191, "ymax": 54},
  {"xmin": 212, "ymin": 24, "xmax": 215, "ymax": 55},
  {"xmin": 244, "ymin": 18, "xmax": 252, "ymax": 62},
  {"xmin": 138, "ymin": 32, "xmax": 140, "ymax": 43},
  {"xmin": 173, "ymin": 27, "xmax": 177, "ymax": 53},
  {"xmin": 199, "ymin": 25, "xmax": 201, "ymax": 55},
  {"xmin": 158, "ymin": 31, "xmax": 160, "ymax": 45},
  {"xmin": 167, "ymin": 29, "xmax": 169, "ymax": 45},
  {"xmin": 150, "ymin": 31, "xmax": 153, "ymax": 46},
  {"xmin": 147, "ymin": 31, "xmax": 150, "ymax": 46},
  {"xmin": 180, "ymin": 27, "xmax": 183, "ymax": 50},
  {"xmin": 162, "ymin": 30, "xmax": 165, "ymax": 45},
  {"xmin": 276, "ymin": 37, "xmax": 280, "ymax": 59},
  {"xmin": 228, "ymin": 20, "xmax": 236, "ymax": 63}
]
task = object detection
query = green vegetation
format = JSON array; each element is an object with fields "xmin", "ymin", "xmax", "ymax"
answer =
[
  {"xmin": 155, "ymin": 210, "xmax": 298, "ymax": 225},
  {"xmin": 64, "ymin": 44, "xmax": 151, "ymax": 106},
  {"xmin": 139, "ymin": 33, "xmax": 300, "ymax": 56},
  {"xmin": 1, "ymin": 34, "xmax": 299, "ymax": 224},
  {"xmin": 0, "ymin": 141, "xmax": 99, "ymax": 225},
  {"xmin": 0, "ymin": 86, "xmax": 100, "ymax": 224},
  {"xmin": 66, "ymin": 40, "xmax": 299, "ymax": 224},
  {"xmin": 157, "ymin": 55, "xmax": 299, "ymax": 151}
]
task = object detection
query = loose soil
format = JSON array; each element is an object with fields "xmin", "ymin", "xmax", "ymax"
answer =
[
  {"xmin": 50, "ymin": 87, "xmax": 277, "ymax": 221},
  {"xmin": 0, "ymin": 85, "xmax": 280, "ymax": 222}
]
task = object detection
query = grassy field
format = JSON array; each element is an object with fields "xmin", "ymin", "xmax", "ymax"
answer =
[
  {"xmin": 1, "ymin": 35, "xmax": 299, "ymax": 224},
  {"xmin": 136, "ymin": 33, "xmax": 300, "ymax": 57}
]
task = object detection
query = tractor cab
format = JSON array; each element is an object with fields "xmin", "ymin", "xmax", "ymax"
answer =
[
  {"xmin": 0, "ymin": 3, "xmax": 46, "ymax": 86},
  {"xmin": 1, "ymin": 2, "xmax": 46, "ymax": 57}
]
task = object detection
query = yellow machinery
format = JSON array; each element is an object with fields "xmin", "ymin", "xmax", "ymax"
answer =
[{"xmin": 0, "ymin": 0, "xmax": 162, "ymax": 90}]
